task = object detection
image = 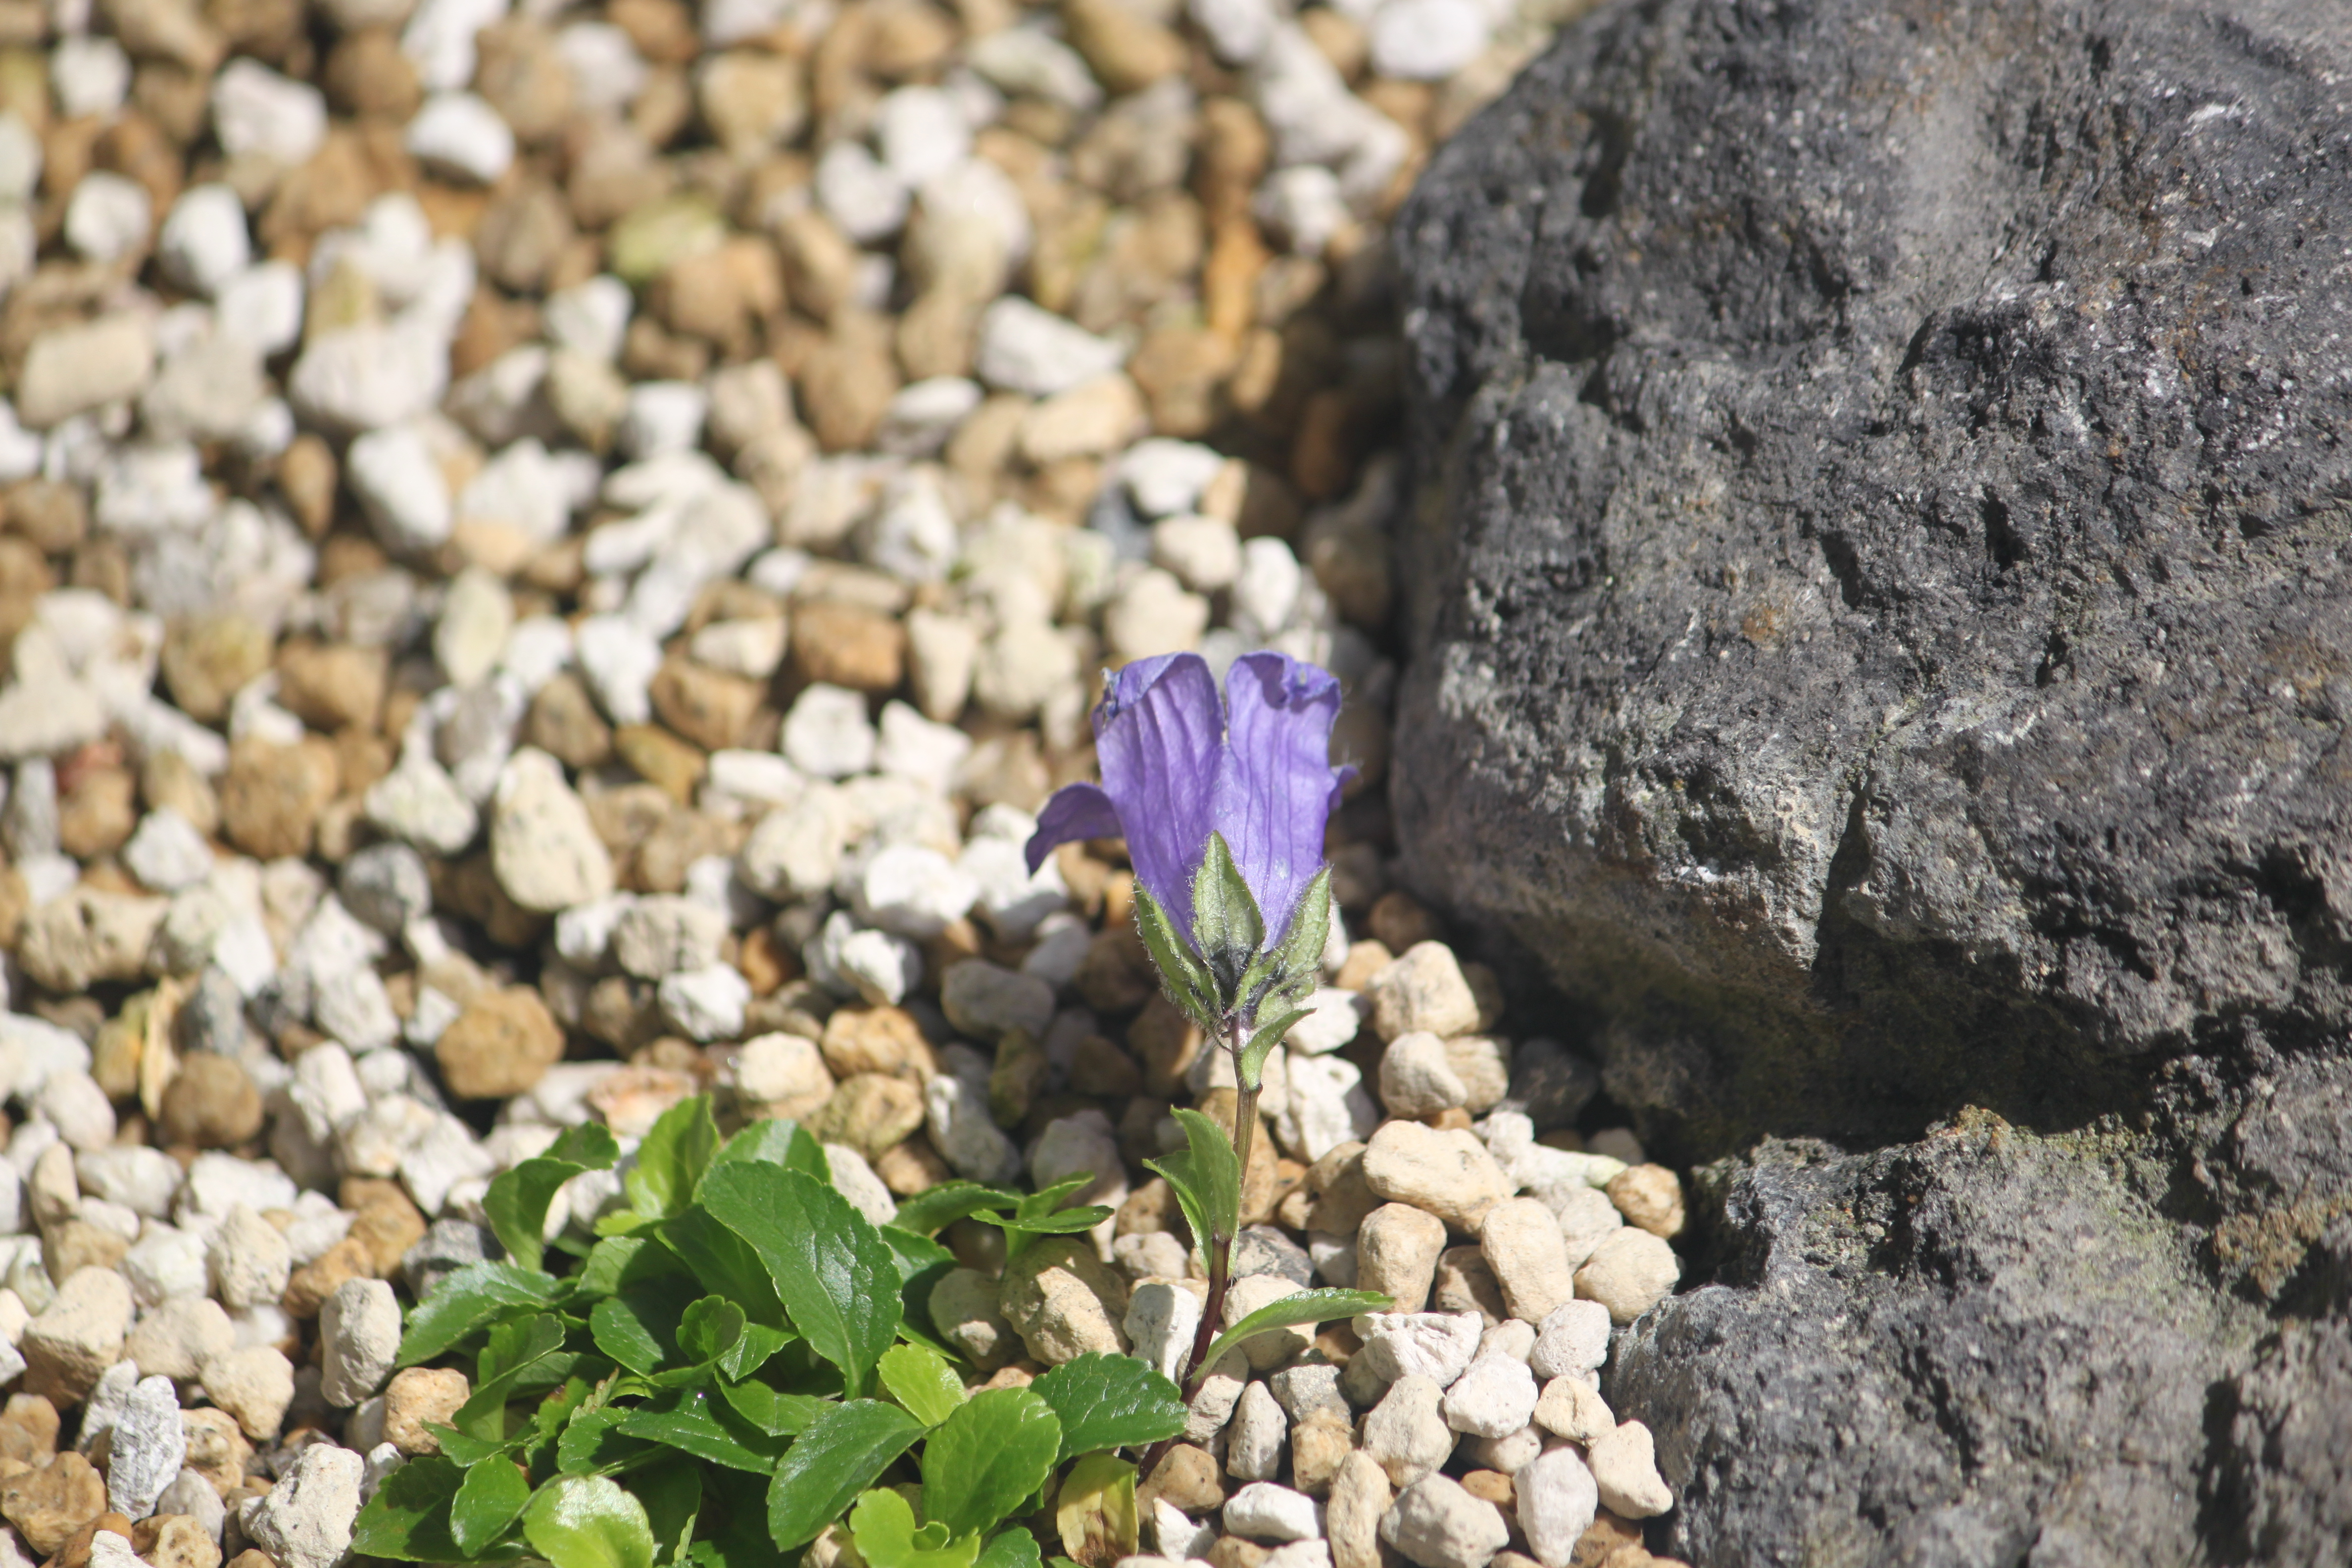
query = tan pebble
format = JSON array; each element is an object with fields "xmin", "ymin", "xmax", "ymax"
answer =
[
  {"xmin": 1367, "ymin": 942, "xmax": 1481, "ymax": 1042},
  {"xmin": 160, "ymin": 614, "xmax": 270, "ymax": 726},
  {"xmin": 819, "ymin": 1005, "xmax": 936, "ymax": 1081},
  {"xmin": 0, "ymin": 1397, "xmax": 56, "ymax": 1468},
  {"xmin": 1533, "ymin": 1377, "xmax": 1615, "ymax": 1446},
  {"xmin": 382, "ymin": 1367, "xmax": 469, "ymax": 1456},
  {"xmin": 0, "ymin": 1451, "xmax": 104, "ymax": 1556},
  {"xmin": 56, "ymin": 767, "xmax": 135, "ymax": 860},
  {"xmin": 434, "ymin": 989, "xmax": 565, "ymax": 1100},
  {"xmin": 792, "ymin": 600, "xmax": 906, "ymax": 693},
  {"xmin": 1357, "ymin": 1202, "xmax": 1447, "ymax": 1314},
  {"xmin": 158, "ymin": 1055, "xmax": 263, "ymax": 1149},
  {"xmin": 218, "ymin": 737, "xmax": 339, "ymax": 862},
  {"xmin": 1434, "ymin": 1246, "xmax": 1508, "ymax": 1324},
  {"xmin": 998, "ymin": 1237, "xmax": 1129, "ymax": 1365},
  {"xmin": 1586, "ymin": 1422, "xmax": 1673, "ymax": 1520},
  {"xmin": 272, "ymin": 640, "xmax": 387, "ymax": 732},
  {"xmin": 1361, "ymin": 1120, "xmax": 1510, "ymax": 1232},
  {"xmin": 282, "ymin": 1236, "xmax": 374, "ymax": 1320},
  {"xmin": 1605, "ymin": 1165, "xmax": 1686, "ymax": 1240},
  {"xmin": 135, "ymin": 1513, "xmax": 221, "ymax": 1568},
  {"xmin": 803, "ymin": 1074, "xmax": 925, "ymax": 1161}
]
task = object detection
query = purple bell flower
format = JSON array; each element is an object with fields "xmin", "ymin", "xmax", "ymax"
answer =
[{"xmin": 1025, "ymin": 650, "xmax": 1349, "ymax": 948}]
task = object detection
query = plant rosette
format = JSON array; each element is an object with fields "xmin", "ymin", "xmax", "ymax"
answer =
[{"xmin": 360, "ymin": 1096, "xmax": 1380, "ymax": 1568}]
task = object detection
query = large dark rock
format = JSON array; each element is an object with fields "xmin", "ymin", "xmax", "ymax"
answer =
[
  {"xmin": 1391, "ymin": 0, "xmax": 2352, "ymax": 1145},
  {"xmin": 1389, "ymin": 0, "xmax": 2352, "ymax": 1561}
]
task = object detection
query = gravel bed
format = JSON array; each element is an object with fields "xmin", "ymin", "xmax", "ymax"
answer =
[{"xmin": 0, "ymin": 0, "xmax": 1687, "ymax": 1565}]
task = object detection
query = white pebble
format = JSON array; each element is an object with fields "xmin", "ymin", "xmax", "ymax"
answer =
[
  {"xmin": 158, "ymin": 186, "xmax": 250, "ymax": 297},
  {"xmin": 51, "ymin": 37, "xmax": 129, "ymax": 120},
  {"xmin": 815, "ymin": 140, "xmax": 910, "ymax": 244},
  {"xmin": 63, "ymin": 173, "xmax": 151, "ymax": 265},
  {"xmin": 123, "ymin": 808, "xmax": 213, "ymax": 893},
  {"xmin": 1367, "ymin": 0, "xmax": 1491, "ymax": 82},
  {"xmin": 975, "ymin": 297, "xmax": 1125, "ymax": 396},
  {"xmin": 405, "ymin": 93, "xmax": 516, "ymax": 184},
  {"xmin": 1224, "ymin": 1482, "xmax": 1322, "ymax": 1545},
  {"xmin": 346, "ymin": 425, "xmax": 452, "ymax": 552},
  {"xmin": 211, "ymin": 60, "xmax": 328, "ymax": 166},
  {"xmin": 782, "ymin": 684, "xmax": 877, "ymax": 779},
  {"xmin": 875, "ymin": 87, "xmax": 971, "ymax": 185}
]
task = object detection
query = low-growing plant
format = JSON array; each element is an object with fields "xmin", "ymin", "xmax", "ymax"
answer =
[{"xmin": 358, "ymin": 1096, "xmax": 1379, "ymax": 1568}]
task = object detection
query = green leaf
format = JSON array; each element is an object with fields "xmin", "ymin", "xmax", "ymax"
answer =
[
  {"xmin": 719, "ymin": 1322, "xmax": 794, "ymax": 1383},
  {"xmin": 451, "ymin": 1458, "xmax": 533, "ymax": 1556},
  {"xmin": 350, "ymin": 1457, "xmax": 467, "ymax": 1561},
  {"xmin": 633, "ymin": 1462, "xmax": 702, "ymax": 1568},
  {"xmin": 679, "ymin": 1297, "xmax": 747, "ymax": 1365},
  {"xmin": 708, "ymin": 1118, "xmax": 831, "ymax": 1184},
  {"xmin": 458, "ymin": 1314, "xmax": 575, "ymax": 1439},
  {"xmin": 1143, "ymin": 1108, "xmax": 1241, "ymax": 1254},
  {"xmin": 615, "ymin": 1399, "xmax": 787, "ymax": 1473},
  {"xmin": 578, "ymin": 1234, "xmax": 695, "ymax": 1300},
  {"xmin": 1029, "ymin": 1354, "xmax": 1187, "ymax": 1463},
  {"xmin": 849, "ymin": 1490, "xmax": 982, "ymax": 1568},
  {"xmin": 488, "ymin": 1124, "xmax": 622, "ymax": 1274},
  {"xmin": 1188, "ymin": 831, "xmax": 1264, "ymax": 999},
  {"xmin": 660, "ymin": 1206, "xmax": 785, "ymax": 1327},
  {"xmin": 700, "ymin": 1163, "xmax": 903, "ymax": 1397},
  {"xmin": 878, "ymin": 1343, "xmax": 965, "ymax": 1426},
  {"xmin": 590, "ymin": 1286, "xmax": 690, "ymax": 1378},
  {"xmin": 921, "ymin": 1387, "xmax": 1063, "ymax": 1540},
  {"xmin": 524, "ymin": 1475, "xmax": 656, "ymax": 1568},
  {"xmin": 976, "ymin": 1529, "xmax": 1041, "ymax": 1568},
  {"xmin": 1131, "ymin": 882, "xmax": 1222, "ymax": 1032},
  {"xmin": 630, "ymin": 1097, "xmax": 722, "ymax": 1222},
  {"xmin": 766, "ymin": 1400, "xmax": 926, "ymax": 1551},
  {"xmin": 556, "ymin": 1407, "xmax": 640, "ymax": 1475},
  {"xmin": 1233, "ymin": 1007, "xmax": 1309, "ymax": 1094},
  {"xmin": 398, "ymin": 1263, "xmax": 565, "ymax": 1367},
  {"xmin": 888, "ymin": 1182, "xmax": 1022, "ymax": 1237},
  {"xmin": 1199, "ymin": 1287, "xmax": 1393, "ymax": 1372},
  {"xmin": 714, "ymin": 1378, "xmax": 826, "ymax": 1437}
]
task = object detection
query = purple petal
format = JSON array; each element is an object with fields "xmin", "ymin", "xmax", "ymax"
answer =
[
  {"xmin": 1025, "ymin": 784, "xmax": 1124, "ymax": 874},
  {"xmin": 1093, "ymin": 652, "xmax": 1224, "ymax": 935},
  {"xmin": 1213, "ymin": 651, "xmax": 1345, "ymax": 941}
]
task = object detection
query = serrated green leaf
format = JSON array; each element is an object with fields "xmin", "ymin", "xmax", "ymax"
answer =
[
  {"xmin": 578, "ymin": 1234, "xmax": 693, "ymax": 1300},
  {"xmin": 659, "ymin": 1207, "xmax": 784, "ymax": 1327},
  {"xmin": 398, "ymin": 1263, "xmax": 565, "ymax": 1367},
  {"xmin": 427, "ymin": 1423, "xmax": 520, "ymax": 1467},
  {"xmin": 878, "ymin": 1342, "xmax": 965, "ymax": 1426},
  {"xmin": 524, "ymin": 1474, "xmax": 655, "ymax": 1568},
  {"xmin": 630, "ymin": 1096, "xmax": 722, "ymax": 1222},
  {"xmin": 976, "ymin": 1528, "xmax": 1041, "ymax": 1568},
  {"xmin": 701, "ymin": 1163, "xmax": 902, "ymax": 1398},
  {"xmin": 1132, "ymin": 882, "xmax": 1222, "ymax": 1032},
  {"xmin": 458, "ymin": 1314, "xmax": 575, "ymax": 1439},
  {"xmin": 451, "ymin": 1457, "xmax": 533, "ymax": 1556},
  {"xmin": 615, "ymin": 1398, "xmax": 786, "ymax": 1473},
  {"xmin": 715, "ymin": 1378, "xmax": 827, "ymax": 1437},
  {"xmin": 850, "ymin": 1488, "xmax": 983, "ymax": 1568},
  {"xmin": 589, "ymin": 1286, "xmax": 688, "ymax": 1378},
  {"xmin": 708, "ymin": 1118, "xmax": 831, "ymax": 1184},
  {"xmin": 1199, "ymin": 1287, "xmax": 1392, "ymax": 1372},
  {"xmin": 921, "ymin": 1387, "xmax": 1063, "ymax": 1540},
  {"xmin": 679, "ymin": 1297, "xmax": 747, "ymax": 1365},
  {"xmin": 1051, "ymin": 1454, "xmax": 1137, "ymax": 1568},
  {"xmin": 1234, "ymin": 1007, "xmax": 1308, "ymax": 1093},
  {"xmin": 350, "ymin": 1457, "xmax": 468, "ymax": 1561},
  {"xmin": 1189, "ymin": 832, "xmax": 1264, "ymax": 999},
  {"xmin": 767, "ymin": 1400, "xmax": 926, "ymax": 1551},
  {"xmin": 556, "ymin": 1407, "xmax": 640, "ymax": 1475},
  {"xmin": 888, "ymin": 1182, "xmax": 1023, "ymax": 1237},
  {"xmin": 487, "ymin": 1124, "xmax": 622, "ymax": 1274},
  {"xmin": 718, "ymin": 1322, "xmax": 794, "ymax": 1382},
  {"xmin": 1029, "ymin": 1354, "xmax": 1187, "ymax": 1463}
]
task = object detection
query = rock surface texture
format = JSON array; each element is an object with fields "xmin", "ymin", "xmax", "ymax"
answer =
[{"xmin": 1392, "ymin": 0, "xmax": 2352, "ymax": 1563}]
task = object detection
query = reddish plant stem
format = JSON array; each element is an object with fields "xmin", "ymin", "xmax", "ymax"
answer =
[{"xmin": 1143, "ymin": 1017, "xmax": 1257, "ymax": 1478}]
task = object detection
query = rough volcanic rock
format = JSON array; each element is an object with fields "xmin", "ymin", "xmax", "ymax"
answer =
[
  {"xmin": 1608, "ymin": 1118, "xmax": 2263, "ymax": 1566},
  {"xmin": 1392, "ymin": 0, "xmax": 2352, "ymax": 1562},
  {"xmin": 1391, "ymin": 0, "xmax": 2352, "ymax": 1147}
]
